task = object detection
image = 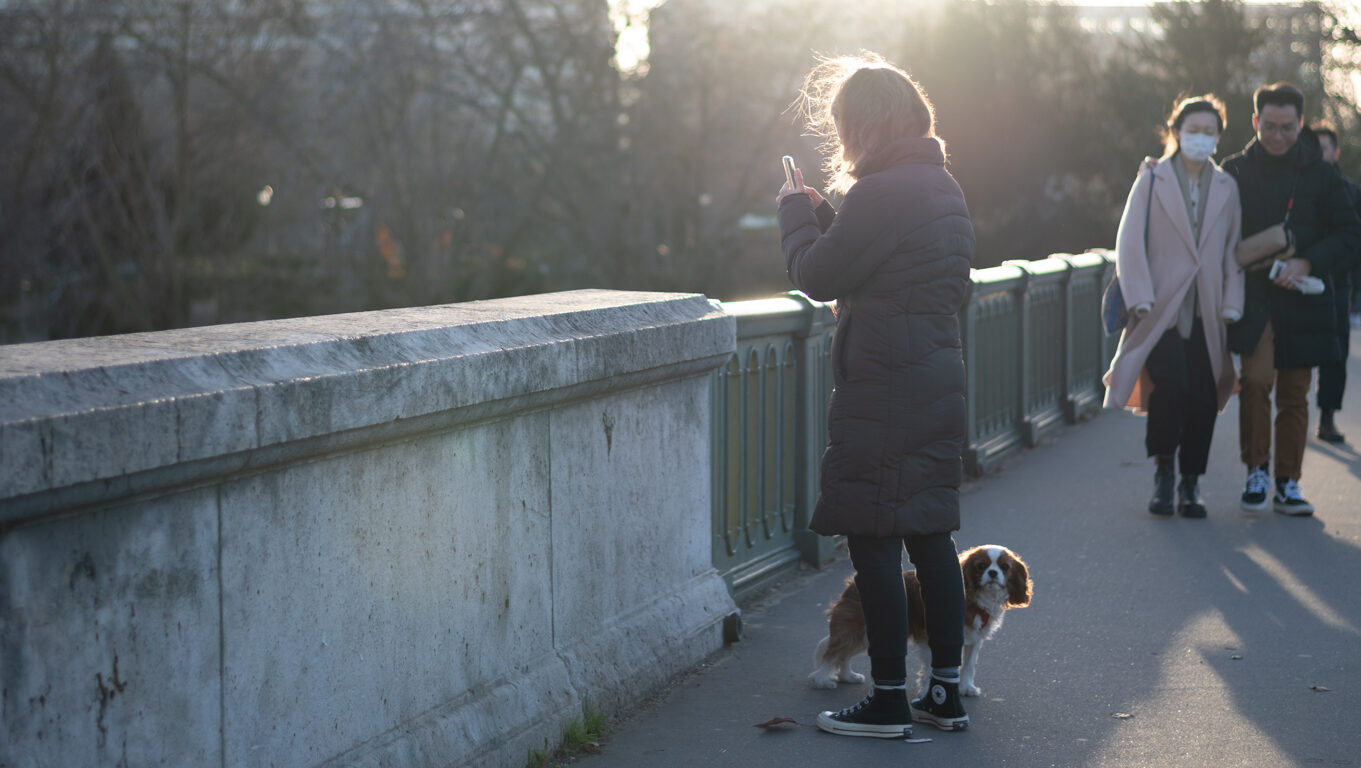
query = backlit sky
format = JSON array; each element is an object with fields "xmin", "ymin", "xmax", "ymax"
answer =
[{"xmin": 608, "ymin": 0, "xmax": 1352, "ymax": 74}]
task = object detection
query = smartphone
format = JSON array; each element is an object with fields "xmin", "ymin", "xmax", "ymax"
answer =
[
  {"xmin": 782, "ymin": 155, "xmax": 798, "ymax": 188},
  {"xmin": 1269, "ymin": 260, "xmax": 1285, "ymax": 280}
]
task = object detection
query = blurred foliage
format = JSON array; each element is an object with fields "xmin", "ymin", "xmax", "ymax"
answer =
[{"xmin": 0, "ymin": 0, "xmax": 1357, "ymax": 342}]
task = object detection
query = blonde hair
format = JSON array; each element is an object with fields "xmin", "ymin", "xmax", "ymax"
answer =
[{"xmin": 795, "ymin": 52, "xmax": 937, "ymax": 194}]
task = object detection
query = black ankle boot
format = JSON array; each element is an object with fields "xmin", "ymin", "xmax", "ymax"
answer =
[
  {"xmin": 816, "ymin": 685, "xmax": 913, "ymax": 738},
  {"xmin": 1317, "ymin": 410, "xmax": 1346, "ymax": 444},
  {"xmin": 1178, "ymin": 475, "xmax": 1207, "ymax": 518},
  {"xmin": 1149, "ymin": 456, "xmax": 1175, "ymax": 516},
  {"xmin": 910, "ymin": 677, "xmax": 969, "ymax": 731}
]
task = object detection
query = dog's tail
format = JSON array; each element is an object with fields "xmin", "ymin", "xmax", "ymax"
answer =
[
  {"xmin": 808, "ymin": 636, "xmax": 839, "ymax": 689},
  {"xmin": 812, "ymin": 635, "xmax": 830, "ymax": 666}
]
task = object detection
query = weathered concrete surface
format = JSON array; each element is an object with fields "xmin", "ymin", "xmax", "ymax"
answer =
[
  {"xmin": 1, "ymin": 490, "xmax": 223, "ymax": 766},
  {"xmin": 0, "ymin": 290, "xmax": 738, "ymax": 768}
]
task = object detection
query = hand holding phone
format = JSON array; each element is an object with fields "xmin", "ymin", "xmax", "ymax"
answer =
[
  {"xmin": 777, "ymin": 155, "xmax": 823, "ymax": 207},
  {"xmin": 782, "ymin": 155, "xmax": 799, "ymax": 189}
]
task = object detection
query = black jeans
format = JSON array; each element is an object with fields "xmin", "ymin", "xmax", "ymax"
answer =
[
  {"xmin": 1145, "ymin": 318, "xmax": 1219, "ymax": 476},
  {"xmin": 1317, "ymin": 273, "xmax": 1351, "ymax": 412},
  {"xmin": 846, "ymin": 532, "xmax": 964, "ymax": 682}
]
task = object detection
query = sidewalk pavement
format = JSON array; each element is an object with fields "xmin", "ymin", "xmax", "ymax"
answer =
[{"xmin": 579, "ymin": 332, "xmax": 1361, "ymax": 768}]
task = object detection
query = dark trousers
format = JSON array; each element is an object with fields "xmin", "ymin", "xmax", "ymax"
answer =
[
  {"xmin": 846, "ymin": 532, "xmax": 964, "ymax": 682},
  {"xmin": 1145, "ymin": 318, "xmax": 1219, "ymax": 476},
  {"xmin": 1318, "ymin": 274, "xmax": 1351, "ymax": 412}
]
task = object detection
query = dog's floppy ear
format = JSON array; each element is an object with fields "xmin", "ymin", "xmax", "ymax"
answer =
[{"xmin": 1005, "ymin": 551, "xmax": 1032, "ymax": 607}]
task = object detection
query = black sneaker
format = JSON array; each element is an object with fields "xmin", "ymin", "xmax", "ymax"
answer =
[
  {"xmin": 910, "ymin": 677, "xmax": 969, "ymax": 731},
  {"xmin": 816, "ymin": 688, "xmax": 913, "ymax": 739},
  {"xmin": 1273, "ymin": 478, "xmax": 1314, "ymax": 516},
  {"xmin": 1241, "ymin": 465, "xmax": 1270, "ymax": 512}
]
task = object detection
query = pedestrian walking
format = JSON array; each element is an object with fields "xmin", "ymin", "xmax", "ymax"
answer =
[
  {"xmin": 1222, "ymin": 83, "xmax": 1361, "ymax": 515},
  {"xmin": 1104, "ymin": 95, "xmax": 1245, "ymax": 518},
  {"xmin": 1307, "ymin": 122, "xmax": 1361, "ymax": 445},
  {"xmin": 776, "ymin": 52, "xmax": 973, "ymax": 739}
]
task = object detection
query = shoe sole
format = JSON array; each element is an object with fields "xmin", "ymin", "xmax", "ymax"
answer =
[
  {"xmin": 815, "ymin": 712, "xmax": 912, "ymax": 738},
  {"xmin": 1241, "ymin": 496, "xmax": 1268, "ymax": 512},
  {"xmin": 1273, "ymin": 502, "xmax": 1314, "ymax": 516},
  {"xmin": 910, "ymin": 711, "xmax": 969, "ymax": 731}
]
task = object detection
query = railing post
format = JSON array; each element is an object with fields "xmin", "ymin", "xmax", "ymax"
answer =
[
  {"xmin": 1002, "ymin": 260, "xmax": 1036, "ymax": 446},
  {"xmin": 1058, "ymin": 255, "xmax": 1078, "ymax": 423},
  {"xmin": 961, "ymin": 265, "xmax": 1026, "ymax": 475},
  {"xmin": 1059, "ymin": 251, "xmax": 1111, "ymax": 420},
  {"xmin": 961, "ymin": 277, "xmax": 981, "ymax": 475},
  {"xmin": 786, "ymin": 291, "xmax": 836, "ymax": 568}
]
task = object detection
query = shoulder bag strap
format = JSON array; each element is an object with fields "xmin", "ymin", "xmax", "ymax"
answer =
[{"xmin": 1144, "ymin": 167, "xmax": 1155, "ymax": 249}]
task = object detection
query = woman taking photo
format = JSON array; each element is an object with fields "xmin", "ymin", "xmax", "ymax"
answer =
[
  {"xmin": 1103, "ymin": 95, "xmax": 1245, "ymax": 517},
  {"xmin": 777, "ymin": 54, "xmax": 973, "ymax": 738}
]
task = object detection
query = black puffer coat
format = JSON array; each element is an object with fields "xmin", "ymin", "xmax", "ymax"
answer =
[
  {"xmin": 1222, "ymin": 129, "xmax": 1361, "ymax": 367},
  {"xmin": 777, "ymin": 137, "xmax": 974, "ymax": 538}
]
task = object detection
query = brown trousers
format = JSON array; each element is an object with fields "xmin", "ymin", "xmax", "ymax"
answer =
[{"xmin": 1238, "ymin": 321, "xmax": 1312, "ymax": 479}]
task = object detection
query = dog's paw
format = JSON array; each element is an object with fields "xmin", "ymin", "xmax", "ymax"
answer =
[
  {"xmin": 961, "ymin": 683, "xmax": 982, "ymax": 697},
  {"xmin": 837, "ymin": 670, "xmax": 865, "ymax": 684},
  {"xmin": 808, "ymin": 671, "xmax": 840, "ymax": 690}
]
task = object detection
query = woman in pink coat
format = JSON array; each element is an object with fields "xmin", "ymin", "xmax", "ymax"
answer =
[{"xmin": 1103, "ymin": 95, "xmax": 1246, "ymax": 517}]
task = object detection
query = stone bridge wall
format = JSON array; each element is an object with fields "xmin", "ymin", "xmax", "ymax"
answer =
[{"xmin": 0, "ymin": 290, "xmax": 738, "ymax": 768}]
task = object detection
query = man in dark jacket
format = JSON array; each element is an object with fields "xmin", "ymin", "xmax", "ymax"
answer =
[
  {"xmin": 1309, "ymin": 122, "xmax": 1361, "ymax": 444},
  {"xmin": 1223, "ymin": 83, "xmax": 1361, "ymax": 516}
]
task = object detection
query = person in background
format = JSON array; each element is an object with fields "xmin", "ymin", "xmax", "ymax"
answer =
[
  {"xmin": 1223, "ymin": 83, "xmax": 1361, "ymax": 516},
  {"xmin": 1308, "ymin": 122, "xmax": 1361, "ymax": 444},
  {"xmin": 776, "ymin": 53, "xmax": 973, "ymax": 739},
  {"xmin": 1104, "ymin": 95, "xmax": 1244, "ymax": 518}
]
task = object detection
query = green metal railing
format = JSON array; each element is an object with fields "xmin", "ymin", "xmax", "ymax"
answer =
[
  {"xmin": 710, "ymin": 250, "xmax": 1117, "ymax": 599},
  {"xmin": 709, "ymin": 294, "xmax": 835, "ymax": 598}
]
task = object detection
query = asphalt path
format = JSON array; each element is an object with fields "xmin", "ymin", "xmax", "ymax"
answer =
[{"xmin": 579, "ymin": 330, "xmax": 1361, "ymax": 768}]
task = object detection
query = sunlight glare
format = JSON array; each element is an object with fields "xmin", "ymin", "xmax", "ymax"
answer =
[
  {"xmin": 1239, "ymin": 545, "xmax": 1360, "ymax": 636},
  {"xmin": 609, "ymin": 0, "xmax": 664, "ymax": 76},
  {"xmin": 1087, "ymin": 612, "xmax": 1290, "ymax": 765}
]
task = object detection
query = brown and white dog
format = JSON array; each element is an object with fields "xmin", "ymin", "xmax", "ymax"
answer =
[{"xmin": 809, "ymin": 545, "xmax": 1032, "ymax": 697}]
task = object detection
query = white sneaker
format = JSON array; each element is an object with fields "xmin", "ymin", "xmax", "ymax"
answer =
[
  {"xmin": 1273, "ymin": 478, "xmax": 1314, "ymax": 516},
  {"xmin": 1241, "ymin": 466, "xmax": 1270, "ymax": 511}
]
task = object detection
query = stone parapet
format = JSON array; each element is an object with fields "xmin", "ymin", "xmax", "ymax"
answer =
[{"xmin": 0, "ymin": 290, "xmax": 737, "ymax": 768}]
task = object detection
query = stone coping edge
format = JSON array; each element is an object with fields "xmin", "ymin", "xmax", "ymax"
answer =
[{"xmin": 0, "ymin": 290, "xmax": 737, "ymax": 506}]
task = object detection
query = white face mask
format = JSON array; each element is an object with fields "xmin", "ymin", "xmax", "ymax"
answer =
[{"xmin": 1179, "ymin": 132, "xmax": 1218, "ymax": 162}]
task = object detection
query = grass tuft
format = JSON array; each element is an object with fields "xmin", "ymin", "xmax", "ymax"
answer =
[{"xmin": 526, "ymin": 699, "xmax": 610, "ymax": 768}]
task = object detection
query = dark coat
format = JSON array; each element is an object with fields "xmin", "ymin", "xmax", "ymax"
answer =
[
  {"xmin": 1336, "ymin": 173, "xmax": 1361, "ymax": 281},
  {"xmin": 1222, "ymin": 129, "xmax": 1361, "ymax": 367},
  {"xmin": 777, "ymin": 137, "xmax": 974, "ymax": 538},
  {"xmin": 1332, "ymin": 174, "xmax": 1361, "ymax": 349}
]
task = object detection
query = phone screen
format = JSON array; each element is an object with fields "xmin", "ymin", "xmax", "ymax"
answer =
[{"xmin": 782, "ymin": 155, "xmax": 798, "ymax": 188}]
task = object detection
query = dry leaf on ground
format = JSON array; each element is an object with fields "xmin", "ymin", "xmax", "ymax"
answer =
[{"xmin": 754, "ymin": 717, "xmax": 797, "ymax": 729}]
